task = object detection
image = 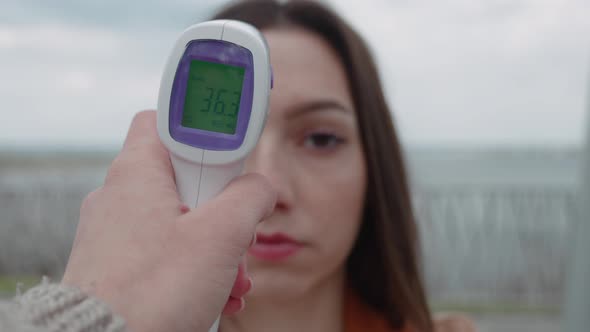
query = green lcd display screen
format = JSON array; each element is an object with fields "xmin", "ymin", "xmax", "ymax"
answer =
[{"xmin": 181, "ymin": 60, "xmax": 246, "ymax": 134}]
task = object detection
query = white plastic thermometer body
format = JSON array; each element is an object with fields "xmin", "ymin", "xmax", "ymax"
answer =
[{"xmin": 157, "ymin": 20, "xmax": 271, "ymax": 332}]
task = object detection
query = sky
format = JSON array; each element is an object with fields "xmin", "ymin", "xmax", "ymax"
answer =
[{"xmin": 0, "ymin": 0, "xmax": 589, "ymax": 149}]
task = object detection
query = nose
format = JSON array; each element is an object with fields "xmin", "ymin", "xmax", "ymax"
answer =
[{"xmin": 244, "ymin": 129, "xmax": 293, "ymax": 212}]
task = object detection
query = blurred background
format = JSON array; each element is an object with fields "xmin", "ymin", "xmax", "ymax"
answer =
[{"xmin": 1, "ymin": 0, "xmax": 589, "ymax": 331}]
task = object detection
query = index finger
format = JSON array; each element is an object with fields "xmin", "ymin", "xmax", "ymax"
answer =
[
  {"xmin": 122, "ymin": 110, "xmax": 169, "ymax": 158},
  {"xmin": 105, "ymin": 110, "xmax": 174, "ymax": 187}
]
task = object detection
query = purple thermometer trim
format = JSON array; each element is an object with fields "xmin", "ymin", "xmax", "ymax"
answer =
[
  {"xmin": 169, "ymin": 40, "xmax": 254, "ymax": 151},
  {"xmin": 271, "ymin": 65, "xmax": 274, "ymax": 89}
]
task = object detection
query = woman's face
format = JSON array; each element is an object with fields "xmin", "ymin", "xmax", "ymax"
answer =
[{"xmin": 244, "ymin": 28, "xmax": 367, "ymax": 300}]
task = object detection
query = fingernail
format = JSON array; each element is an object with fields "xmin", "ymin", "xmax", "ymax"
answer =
[
  {"xmin": 250, "ymin": 233, "xmax": 257, "ymax": 247},
  {"xmin": 246, "ymin": 277, "xmax": 253, "ymax": 293},
  {"xmin": 179, "ymin": 204, "xmax": 190, "ymax": 214},
  {"xmin": 265, "ymin": 202, "xmax": 276, "ymax": 219},
  {"xmin": 238, "ymin": 297, "xmax": 246, "ymax": 312}
]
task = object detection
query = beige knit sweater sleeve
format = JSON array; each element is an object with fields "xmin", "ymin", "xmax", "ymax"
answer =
[{"xmin": 0, "ymin": 282, "xmax": 126, "ymax": 332}]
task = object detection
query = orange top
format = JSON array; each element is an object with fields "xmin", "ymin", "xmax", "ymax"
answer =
[{"xmin": 344, "ymin": 290, "xmax": 412, "ymax": 332}]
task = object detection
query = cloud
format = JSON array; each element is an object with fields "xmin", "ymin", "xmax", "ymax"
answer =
[
  {"xmin": 0, "ymin": 0, "xmax": 588, "ymax": 147},
  {"xmin": 330, "ymin": 0, "xmax": 590, "ymax": 146},
  {"xmin": 0, "ymin": 0, "xmax": 225, "ymax": 30},
  {"xmin": 0, "ymin": 24, "xmax": 122, "ymax": 58},
  {"xmin": 0, "ymin": 22, "xmax": 162, "ymax": 147}
]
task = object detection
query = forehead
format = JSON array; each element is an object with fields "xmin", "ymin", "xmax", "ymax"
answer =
[{"xmin": 262, "ymin": 28, "xmax": 353, "ymax": 108}]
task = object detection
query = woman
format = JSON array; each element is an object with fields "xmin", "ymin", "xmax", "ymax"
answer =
[{"xmin": 213, "ymin": 1, "xmax": 434, "ymax": 331}]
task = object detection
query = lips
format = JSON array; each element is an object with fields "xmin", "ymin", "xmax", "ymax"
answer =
[{"xmin": 249, "ymin": 232, "xmax": 303, "ymax": 261}]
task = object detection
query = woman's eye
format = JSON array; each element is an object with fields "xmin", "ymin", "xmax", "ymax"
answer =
[{"xmin": 303, "ymin": 132, "xmax": 344, "ymax": 149}]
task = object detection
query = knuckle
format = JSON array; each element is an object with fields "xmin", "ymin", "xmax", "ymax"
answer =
[
  {"xmin": 105, "ymin": 154, "xmax": 129, "ymax": 184},
  {"xmin": 240, "ymin": 173, "xmax": 276, "ymax": 207},
  {"xmin": 105, "ymin": 150, "xmax": 148, "ymax": 184},
  {"xmin": 80, "ymin": 187, "xmax": 104, "ymax": 215},
  {"xmin": 132, "ymin": 110, "xmax": 156, "ymax": 124},
  {"xmin": 128, "ymin": 110, "xmax": 157, "ymax": 137},
  {"xmin": 124, "ymin": 110, "xmax": 160, "ymax": 151}
]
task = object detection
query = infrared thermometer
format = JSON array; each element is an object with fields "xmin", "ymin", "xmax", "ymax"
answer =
[{"xmin": 156, "ymin": 20, "xmax": 272, "ymax": 331}]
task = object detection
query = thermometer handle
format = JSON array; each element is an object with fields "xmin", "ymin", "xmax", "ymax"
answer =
[
  {"xmin": 170, "ymin": 154, "xmax": 244, "ymax": 332},
  {"xmin": 209, "ymin": 319, "xmax": 220, "ymax": 332},
  {"xmin": 170, "ymin": 154, "xmax": 244, "ymax": 208}
]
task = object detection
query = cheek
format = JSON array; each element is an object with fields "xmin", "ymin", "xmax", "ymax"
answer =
[{"xmin": 296, "ymin": 147, "xmax": 367, "ymax": 263}]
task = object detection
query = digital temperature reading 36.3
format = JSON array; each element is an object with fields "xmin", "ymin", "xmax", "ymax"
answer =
[{"xmin": 181, "ymin": 60, "xmax": 245, "ymax": 134}]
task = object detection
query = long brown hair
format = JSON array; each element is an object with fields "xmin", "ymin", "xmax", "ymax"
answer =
[{"xmin": 213, "ymin": 1, "xmax": 433, "ymax": 331}]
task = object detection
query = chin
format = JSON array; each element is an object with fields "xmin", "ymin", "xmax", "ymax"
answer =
[{"xmin": 248, "ymin": 267, "xmax": 314, "ymax": 302}]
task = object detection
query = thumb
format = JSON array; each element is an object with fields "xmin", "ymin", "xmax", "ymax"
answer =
[{"xmin": 177, "ymin": 173, "xmax": 276, "ymax": 256}]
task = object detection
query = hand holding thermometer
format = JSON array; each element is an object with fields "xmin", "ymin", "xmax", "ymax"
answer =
[{"xmin": 156, "ymin": 20, "xmax": 272, "ymax": 331}]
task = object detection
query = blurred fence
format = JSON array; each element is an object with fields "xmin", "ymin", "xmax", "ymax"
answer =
[
  {"xmin": 416, "ymin": 186, "xmax": 574, "ymax": 306},
  {"xmin": 0, "ymin": 149, "xmax": 581, "ymax": 307},
  {"xmin": 0, "ymin": 168, "xmax": 104, "ymax": 276}
]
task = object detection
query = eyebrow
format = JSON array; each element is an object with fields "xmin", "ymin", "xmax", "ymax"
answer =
[{"xmin": 285, "ymin": 99, "xmax": 353, "ymax": 119}]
